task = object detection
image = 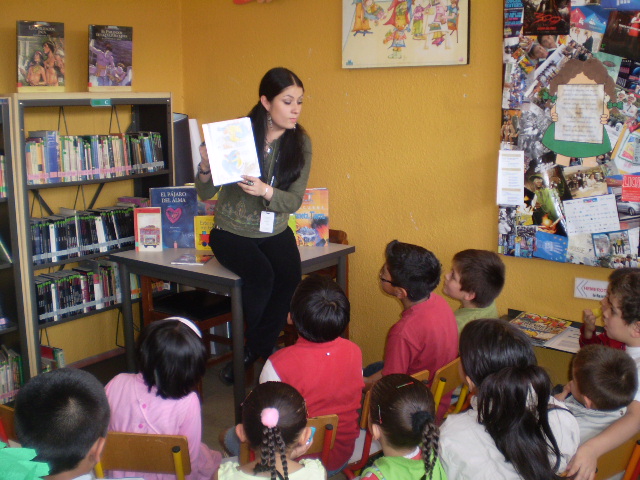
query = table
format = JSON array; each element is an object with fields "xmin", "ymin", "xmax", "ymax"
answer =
[{"xmin": 110, "ymin": 243, "xmax": 355, "ymax": 422}]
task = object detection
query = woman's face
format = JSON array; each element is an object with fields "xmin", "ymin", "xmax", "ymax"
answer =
[
  {"xmin": 43, "ymin": 43, "xmax": 51, "ymax": 53},
  {"xmin": 262, "ymin": 84, "xmax": 304, "ymax": 132}
]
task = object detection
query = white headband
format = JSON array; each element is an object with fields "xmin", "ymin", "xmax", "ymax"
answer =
[{"xmin": 162, "ymin": 316, "xmax": 202, "ymax": 339}]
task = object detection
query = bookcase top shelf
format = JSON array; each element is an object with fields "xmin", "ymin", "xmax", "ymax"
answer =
[{"xmin": 1, "ymin": 92, "xmax": 171, "ymax": 108}]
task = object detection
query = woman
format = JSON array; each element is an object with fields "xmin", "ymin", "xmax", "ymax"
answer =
[
  {"xmin": 195, "ymin": 67, "xmax": 311, "ymax": 385},
  {"xmin": 42, "ymin": 41, "xmax": 58, "ymax": 86}
]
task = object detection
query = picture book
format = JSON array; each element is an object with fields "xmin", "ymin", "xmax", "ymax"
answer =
[
  {"xmin": 509, "ymin": 311, "xmax": 573, "ymax": 347},
  {"xmin": 88, "ymin": 25, "xmax": 133, "ymax": 91},
  {"xmin": 194, "ymin": 215, "xmax": 215, "ymax": 251},
  {"xmin": 292, "ymin": 188, "xmax": 329, "ymax": 246},
  {"xmin": 202, "ymin": 117, "xmax": 261, "ymax": 186},
  {"xmin": 17, "ymin": 21, "xmax": 65, "ymax": 92},
  {"xmin": 149, "ymin": 186, "xmax": 198, "ymax": 248},
  {"xmin": 134, "ymin": 207, "xmax": 162, "ymax": 251},
  {"xmin": 171, "ymin": 253, "xmax": 213, "ymax": 266}
]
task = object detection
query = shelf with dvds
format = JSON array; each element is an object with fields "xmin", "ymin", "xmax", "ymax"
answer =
[
  {"xmin": 0, "ymin": 97, "xmax": 30, "ymax": 401},
  {"xmin": 5, "ymin": 92, "xmax": 173, "ymax": 378}
]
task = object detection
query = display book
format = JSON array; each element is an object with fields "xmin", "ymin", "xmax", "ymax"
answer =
[
  {"xmin": 25, "ymin": 129, "xmax": 164, "ymax": 185},
  {"xmin": 16, "ymin": 21, "xmax": 65, "ymax": 92},
  {"xmin": 171, "ymin": 253, "xmax": 213, "ymax": 266},
  {"xmin": 150, "ymin": 186, "xmax": 198, "ymax": 249},
  {"xmin": 88, "ymin": 25, "xmax": 133, "ymax": 91},
  {"xmin": 288, "ymin": 188, "xmax": 329, "ymax": 246},
  {"xmin": 0, "ymin": 344, "xmax": 22, "ymax": 405},
  {"xmin": 508, "ymin": 310, "xmax": 580, "ymax": 353}
]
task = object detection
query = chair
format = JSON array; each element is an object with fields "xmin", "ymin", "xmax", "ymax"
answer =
[
  {"xmin": 0, "ymin": 404, "xmax": 16, "ymax": 443},
  {"xmin": 94, "ymin": 431, "xmax": 191, "ymax": 480},
  {"xmin": 342, "ymin": 369, "xmax": 431, "ymax": 479},
  {"xmin": 622, "ymin": 439, "xmax": 640, "ymax": 480},
  {"xmin": 430, "ymin": 357, "xmax": 469, "ymax": 420},
  {"xmin": 239, "ymin": 414, "xmax": 339, "ymax": 467},
  {"xmin": 596, "ymin": 434, "xmax": 640, "ymax": 480},
  {"xmin": 280, "ymin": 229, "xmax": 350, "ymax": 346}
]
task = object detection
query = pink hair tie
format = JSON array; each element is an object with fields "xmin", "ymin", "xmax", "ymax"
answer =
[{"xmin": 261, "ymin": 408, "xmax": 279, "ymax": 428}]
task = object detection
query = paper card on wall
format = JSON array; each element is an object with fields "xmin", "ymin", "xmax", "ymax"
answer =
[
  {"xmin": 591, "ymin": 228, "xmax": 638, "ymax": 268},
  {"xmin": 533, "ymin": 231, "xmax": 568, "ymax": 262},
  {"xmin": 622, "ymin": 174, "xmax": 640, "ymax": 201},
  {"xmin": 555, "ymin": 84, "xmax": 605, "ymax": 144},
  {"xmin": 574, "ymin": 278, "xmax": 609, "ymax": 301},
  {"xmin": 563, "ymin": 194, "xmax": 621, "ymax": 235},
  {"xmin": 497, "ymin": 150, "xmax": 525, "ymax": 206}
]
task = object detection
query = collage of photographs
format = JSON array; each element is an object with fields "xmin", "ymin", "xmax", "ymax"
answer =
[{"xmin": 500, "ymin": 0, "xmax": 640, "ymax": 269}]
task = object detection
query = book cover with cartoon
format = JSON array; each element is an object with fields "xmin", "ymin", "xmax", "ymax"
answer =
[
  {"xmin": 293, "ymin": 188, "xmax": 329, "ymax": 246},
  {"xmin": 88, "ymin": 25, "xmax": 133, "ymax": 91}
]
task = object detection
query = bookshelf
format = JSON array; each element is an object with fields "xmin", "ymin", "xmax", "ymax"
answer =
[
  {"xmin": 0, "ymin": 97, "xmax": 30, "ymax": 390},
  {"xmin": 4, "ymin": 92, "xmax": 173, "ymax": 378}
]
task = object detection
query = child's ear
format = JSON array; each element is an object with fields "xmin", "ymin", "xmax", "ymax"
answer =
[
  {"xmin": 298, "ymin": 426, "xmax": 312, "ymax": 446},
  {"xmin": 236, "ymin": 424, "xmax": 248, "ymax": 443},
  {"xmin": 286, "ymin": 312, "xmax": 293, "ymax": 325},
  {"xmin": 630, "ymin": 321, "xmax": 640, "ymax": 338},
  {"xmin": 395, "ymin": 286, "xmax": 409, "ymax": 299},
  {"xmin": 462, "ymin": 290, "xmax": 476, "ymax": 302},
  {"xmin": 370, "ymin": 423, "xmax": 382, "ymax": 441},
  {"xmin": 582, "ymin": 395, "xmax": 595, "ymax": 410},
  {"xmin": 465, "ymin": 375, "xmax": 477, "ymax": 393},
  {"xmin": 88, "ymin": 436, "xmax": 107, "ymax": 466}
]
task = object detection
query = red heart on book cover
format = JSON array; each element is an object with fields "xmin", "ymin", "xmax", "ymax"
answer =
[{"xmin": 166, "ymin": 207, "xmax": 182, "ymax": 224}]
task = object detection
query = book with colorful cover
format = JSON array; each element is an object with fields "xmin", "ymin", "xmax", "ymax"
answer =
[
  {"xmin": 88, "ymin": 25, "xmax": 133, "ymax": 91},
  {"xmin": 149, "ymin": 186, "xmax": 198, "ymax": 249},
  {"xmin": 509, "ymin": 311, "xmax": 572, "ymax": 346},
  {"xmin": 292, "ymin": 188, "xmax": 329, "ymax": 246},
  {"xmin": 171, "ymin": 253, "xmax": 213, "ymax": 266},
  {"xmin": 17, "ymin": 21, "xmax": 65, "ymax": 92},
  {"xmin": 133, "ymin": 207, "xmax": 162, "ymax": 251},
  {"xmin": 194, "ymin": 215, "xmax": 215, "ymax": 251}
]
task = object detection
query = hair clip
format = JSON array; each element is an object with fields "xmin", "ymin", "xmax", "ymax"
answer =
[
  {"xmin": 163, "ymin": 316, "xmax": 202, "ymax": 339},
  {"xmin": 261, "ymin": 407, "xmax": 279, "ymax": 428},
  {"xmin": 396, "ymin": 381, "xmax": 414, "ymax": 388},
  {"xmin": 378, "ymin": 404, "xmax": 382, "ymax": 425}
]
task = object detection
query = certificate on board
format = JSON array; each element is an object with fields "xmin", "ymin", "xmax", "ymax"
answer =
[{"xmin": 555, "ymin": 84, "xmax": 604, "ymax": 144}]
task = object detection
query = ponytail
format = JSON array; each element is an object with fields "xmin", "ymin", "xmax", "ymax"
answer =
[{"xmin": 413, "ymin": 410, "xmax": 439, "ymax": 479}]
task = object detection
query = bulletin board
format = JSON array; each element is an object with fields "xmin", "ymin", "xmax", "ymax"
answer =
[{"xmin": 498, "ymin": 0, "xmax": 640, "ymax": 269}]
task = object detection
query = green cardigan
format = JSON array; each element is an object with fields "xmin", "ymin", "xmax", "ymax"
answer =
[{"xmin": 195, "ymin": 134, "xmax": 312, "ymax": 238}]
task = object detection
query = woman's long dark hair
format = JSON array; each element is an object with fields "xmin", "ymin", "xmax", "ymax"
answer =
[
  {"xmin": 460, "ymin": 319, "xmax": 563, "ymax": 480},
  {"xmin": 247, "ymin": 67, "xmax": 307, "ymax": 191}
]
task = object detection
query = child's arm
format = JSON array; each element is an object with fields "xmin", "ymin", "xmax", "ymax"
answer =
[
  {"xmin": 553, "ymin": 382, "xmax": 571, "ymax": 402},
  {"xmin": 565, "ymin": 400, "xmax": 640, "ymax": 480},
  {"xmin": 581, "ymin": 308, "xmax": 598, "ymax": 341}
]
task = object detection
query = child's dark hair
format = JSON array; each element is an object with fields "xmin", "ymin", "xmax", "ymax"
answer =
[
  {"xmin": 385, "ymin": 240, "xmax": 441, "ymax": 302},
  {"xmin": 242, "ymin": 382, "xmax": 308, "ymax": 480},
  {"xmin": 15, "ymin": 368, "xmax": 110, "ymax": 475},
  {"xmin": 453, "ymin": 249, "xmax": 506, "ymax": 307},
  {"xmin": 460, "ymin": 319, "xmax": 563, "ymax": 480},
  {"xmin": 290, "ymin": 274, "xmax": 350, "ymax": 342},
  {"xmin": 608, "ymin": 267, "xmax": 640, "ymax": 325},
  {"xmin": 370, "ymin": 374, "xmax": 439, "ymax": 479},
  {"xmin": 137, "ymin": 318, "xmax": 206, "ymax": 399},
  {"xmin": 572, "ymin": 345, "xmax": 637, "ymax": 410}
]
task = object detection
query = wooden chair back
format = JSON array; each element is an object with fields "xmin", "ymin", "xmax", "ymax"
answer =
[
  {"xmin": 0, "ymin": 405, "xmax": 16, "ymax": 443},
  {"xmin": 596, "ymin": 434, "xmax": 640, "ymax": 480},
  {"xmin": 94, "ymin": 431, "xmax": 191, "ymax": 480},
  {"xmin": 430, "ymin": 357, "xmax": 469, "ymax": 417},
  {"xmin": 622, "ymin": 439, "xmax": 640, "ymax": 480},
  {"xmin": 240, "ymin": 414, "xmax": 339, "ymax": 467}
]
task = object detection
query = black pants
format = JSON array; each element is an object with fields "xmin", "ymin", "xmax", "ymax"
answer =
[{"xmin": 209, "ymin": 227, "xmax": 301, "ymax": 359}]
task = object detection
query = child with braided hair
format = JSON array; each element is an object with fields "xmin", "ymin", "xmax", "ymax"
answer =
[
  {"xmin": 218, "ymin": 381, "xmax": 326, "ymax": 480},
  {"xmin": 361, "ymin": 373, "xmax": 446, "ymax": 480}
]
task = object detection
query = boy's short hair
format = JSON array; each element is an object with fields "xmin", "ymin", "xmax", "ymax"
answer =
[
  {"xmin": 385, "ymin": 240, "xmax": 441, "ymax": 302},
  {"xmin": 14, "ymin": 368, "xmax": 110, "ymax": 475},
  {"xmin": 609, "ymin": 268, "xmax": 640, "ymax": 325},
  {"xmin": 453, "ymin": 249, "xmax": 506, "ymax": 308},
  {"xmin": 290, "ymin": 274, "xmax": 350, "ymax": 342},
  {"xmin": 573, "ymin": 345, "xmax": 637, "ymax": 410}
]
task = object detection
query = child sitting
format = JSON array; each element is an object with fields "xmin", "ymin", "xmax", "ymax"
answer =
[
  {"xmin": 555, "ymin": 344, "xmax": 637, "ymax": 443},
  {"xmin": 259, "ymin": 274, "xmax": 363, "ymax": 474},
  {"xmin": 566, "ymin": 268, "xmax": 640, "ymax": 479},
  {"xmin": 218, "ymin": 381, "xmax": 326, "ymax": 480},
  {"xmin": 364, "ymin": 240, "xmax": 458, "ymax": 416},
  {"xmin": 442, "ymin": 249, "xmax": 506, "ymax": 332},
  {"xmin": 14, "ymin": 368, "xmax": 111, "ymax": 480},
  {"xmin": 105, "ymin": 317, "xmax": 222, "ymax": 480},
  {"xmin": 361, "ymin": 374, "xmax": 446, "ymax": 480},
  {"xmin": 439, "ymin": 319, "xmax": 580, "ymax": 480}
]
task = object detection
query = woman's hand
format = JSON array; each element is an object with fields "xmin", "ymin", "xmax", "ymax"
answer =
[
  {"xmin": 238, "ymin": 175, "xmax": 267, "ymax": 197},
  {"xmin": 199, "ymin": 144, "xmax": 211, "ymax": 172}
]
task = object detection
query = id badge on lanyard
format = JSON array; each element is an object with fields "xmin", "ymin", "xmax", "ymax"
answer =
[{"xmin": 260, "ymin": 148, "xmax": 279, "ymax": 234}]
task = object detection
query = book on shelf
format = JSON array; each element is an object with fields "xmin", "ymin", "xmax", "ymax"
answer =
[
  {"xmin": 0, "ymin": 155, "xmax": 6, "ymax": 199},
  {"xmin": 88, "ymin": 25, "xmax": 133, "ymax": 92},
  {"xmin": 134, "ymin": 207, "xmax": 163, "ymax": 251},
  {"xmin": 150, "ymin": 186, "xmax": 198, "ymax": 248},
  {"xmin": 194, "ymin": 215, "xmax": 215, "ymax": 251},
  {"xmin": 509, "ymin": 311, "xmax": 575, "ymax": 349},
  {"xmin": 0, "ymin": 235, "xmax": 12, "ymax": 265},
  {"xmin": 171, "ymin": 253, "xmax": 214, "ymax": 266},
  {"xmin": 290, "ymin": 188, "xmax": 329, "ymax": 246},
  {"xmin": 0, "ymin": 345, "xmax": 22, "ymax": 404},
  {"xmin": 28, "ymin": 130, "xmax": 61, "ymax": 183},
  {"xmin": 202, "ymin": 117, "xmax": 261, "ymax": 186},
  {"xmin": 16, "ymin": 20, "xmax": 65, "ymax": 92},
  {"xmin": 40, "ymin": 345, "xmax": 65, "ymax": 371},
  {"xmin": 118, "ymin": 196, "xmax": 150, "ymax": 208}
]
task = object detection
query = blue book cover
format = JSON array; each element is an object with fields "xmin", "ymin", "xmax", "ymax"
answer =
[
  {"xmin": 533, "ymin": 231, "xmax": 568, "ymax": 263},
  {"xmin": 29, "ymin": 130, "xmax": 60, "ymax": 183},
  {"xmin": 150, "ymin": 186, "xmax": 197, "ymax": 248}
]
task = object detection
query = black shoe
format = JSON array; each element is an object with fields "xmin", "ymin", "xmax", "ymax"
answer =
[{"xmin": 218, "ymin": 348, "xmax": 259, "ymax": 386}]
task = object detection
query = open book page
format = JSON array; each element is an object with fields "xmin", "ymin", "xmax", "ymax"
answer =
[{"xmin": 542, "ymin": 325, "xmax": 581, "ymax": 353}]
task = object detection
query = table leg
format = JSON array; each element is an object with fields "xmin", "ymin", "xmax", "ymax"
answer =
[
  {"xmin": 231, "ymin": 284, "xmax": 245, "ymax": 424},
  {"xmin": 119, "ymin": 263, "xmax": 136, "ymax": 372},
  {"xmin": 336, "ymin": 256, "xmax": 347, "ymax": 291}
]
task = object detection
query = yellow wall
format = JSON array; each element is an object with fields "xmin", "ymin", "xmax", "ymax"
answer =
[
  {"xmin": 182, "ymin": 0, "xmax": 609, "ymax": 366},
  {"xmin": 0, "ymin": 1, "xmax": 611, "ymax": 366}
]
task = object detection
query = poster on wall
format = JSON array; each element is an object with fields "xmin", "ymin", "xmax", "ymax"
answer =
[
  {"xmin": 342, "ymin": 0, "xmax": 469, "ymax": 68},
  {"xmin": 498, "ymin": 0, "xmax": 640, "ymax": 269}
]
